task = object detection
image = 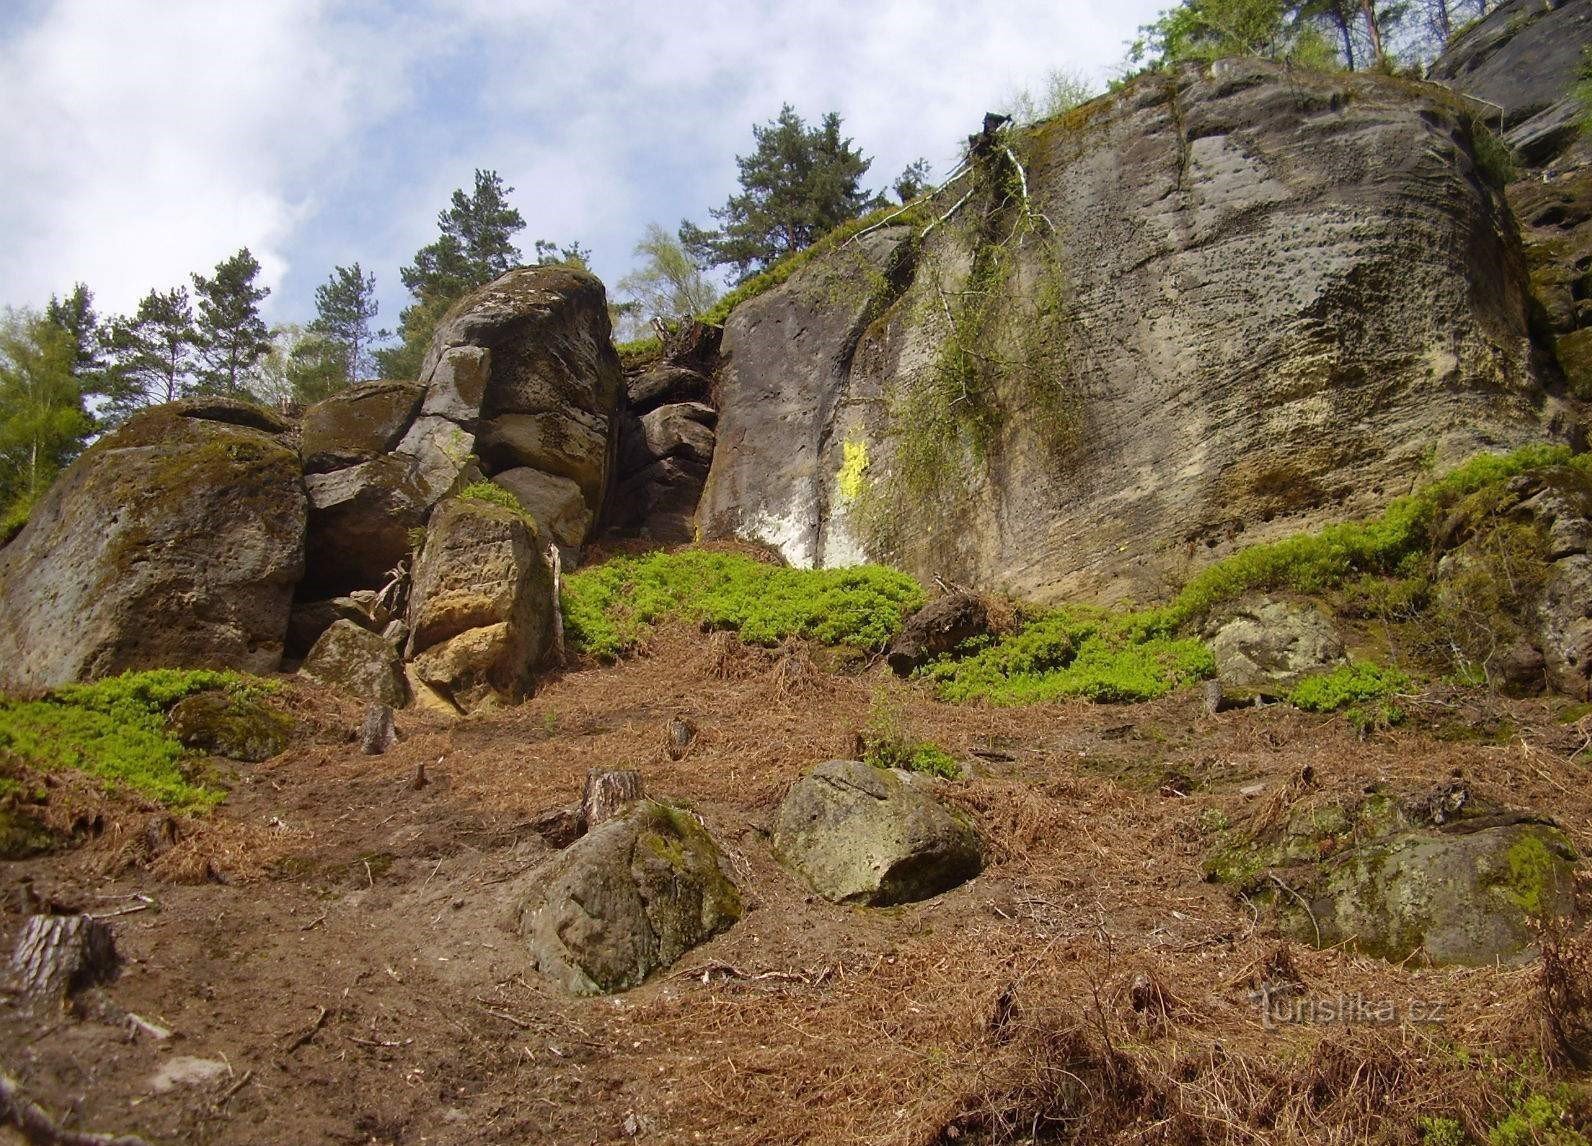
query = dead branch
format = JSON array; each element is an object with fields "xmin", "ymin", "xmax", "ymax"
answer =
[
  {"xmin": 0, "ymin": 1070, "xmax": 152, "ymax": 1146},
  {"xmin": 280, "ymin": 1005, "xmax": 329, "ymax": 1054}
]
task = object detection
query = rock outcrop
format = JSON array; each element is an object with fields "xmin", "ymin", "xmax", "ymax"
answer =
[
  {"xmin": 405, "ymin": 498, "xmax": 553, "ymax": 710},
  {"xmin": 514, "ymin": 800, "xmax": 742, "ymax": 995},
  {"xmin": 698, "ymin": 60, "xmax": 1569, "ymax": 605},
  {"xmin": 773, "ymin": 760, "xmax": 982, "ymax": 905},
  {"xmin": 604, "ymin": 355, "xmax": 720, "ymax": 544},
  {"xmin": 0, "ymin": 402, "xmax": 306, "ymax": 689},
  {"xmin": 300, "ymin": 619, "xmax": 408, "ymax": 708},
  {"xmin": 886, "ymin": 593, "xmax": 992, "ymax": 676}
]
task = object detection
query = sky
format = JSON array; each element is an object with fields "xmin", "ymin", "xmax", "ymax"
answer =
[{"xmin": 0, "ymin": 0, "xmax": 1167, "ymax": 332}]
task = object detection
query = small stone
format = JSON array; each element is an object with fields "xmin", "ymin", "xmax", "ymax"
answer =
[{"xmin": 360, "ymin": 703, "xmax": 398, "ymax": 755}]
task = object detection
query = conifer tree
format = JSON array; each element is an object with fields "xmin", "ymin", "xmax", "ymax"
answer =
[
  {"xmin": 679, "ymin": 105, "xmax": 880, "ymax": 281},
  {"xmin": 103, "ymin": 287, "xmax": 197, "ymax": 419},
  {"xmin": 309, "ymin": 262, "xmax": 380, "ymax": 385},
  {"xmin": 191, "ymin": 248, "xmax": 271, "ymax": 395}
]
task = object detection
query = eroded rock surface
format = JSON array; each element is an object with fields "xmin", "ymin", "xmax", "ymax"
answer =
[
  {"xmin": 0, "ymin": 404, "xmax": 305, "ymax": 689},
  {"xmin": 773, "ymin": 759, "xmax": 982, "ymax": 905},
  {"xmin": 1208, "ymin": 599, "xmax": 1345, "ymax": 689},
  {"xmin": 514, "ymin": 800, "xmax": 741, "ymax": 995},
  {"xmin": 699, "ymin": 60, "xmax": 1568, "ymax": 605}
]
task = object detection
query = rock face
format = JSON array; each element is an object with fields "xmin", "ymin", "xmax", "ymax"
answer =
[
  {"xmin": 698, "ymin": 60, "xmax": 1568, "ymax": 605},
  {"xmin": 300, "ymin": 620, "xmax": 408, "ymax": 708},
  {"xmin": 1282, "ymin": 821, "xmax": 1578, "ymax": 967},
  {"xmin": 0, "ymin": 404, "xmax": 305, "ymax": 689},
  {"xmin": 405, "ymin": 498, "xmax": 553, "ymax": 709},
  {"xmin": 1431, "ymin": 0, "xmax": 1592, "ymax": 164},
  {"xmin": 1208, "ymin": 599, "xmax": 1345, "ymax": 689},
  {"xmin": 773, "ymin": 760, "xmax": 982, "ymax": 906},
  {"xmin": 300, "ymin": 380, "xmax": 424, "ymax": 474},
  {"xmin": 417, "ymin": 266, "xmax": 624, "ymax": 526},
  {"xmin": 515, "ymin": 800, "xmax": 742, "ymax": 995}
]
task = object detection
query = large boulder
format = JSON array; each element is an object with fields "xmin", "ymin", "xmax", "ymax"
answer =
[
  {"xmin": 299, "ymin": 380, "xmax": 424, "ymax": 474},
  {"xmin": 300, "ymin": 619, "xmax": 407, "ymax": 707},
  {"xmin": 1280, "ymin": 821, "xmax": 1578, "ymax": 967},
  {"xmin": 301, "ymin": 456, "xmax": 428, "ymax": 597},
  {"xmin": 491, "ymin": 467, "xmax": 592, "ymax": 552},
  {"xmin": 405, "ymin": 498, "xmax": 553, "ymax": 708},
  {"xmin": 167, "ymin": 691, "xmax": 293, "ymax": 763},
  {"xmin": 514, "ymin": 800, "xmax": 742, "ymax": 995},
  {"xmin": 0, "ymin": 405, "xmax": 305, "ymax": 689},
  {"xmin": 413, "ymin": 266, "xmax": 624, "ymax": 525},
  {"xmin": 1208, "ymin": 598, "xmax": 1345, "ymax": 689},
  {"xmin": 627, "ymin": 365, "xmax": 711, "ymax": 414},
  {"xmin": 698, "ymin": 60, "xmax": 1568, "ymax": 602},
  {"xmin": 773, "ymin": 759, "xmax": 983, "ymax": 906}
]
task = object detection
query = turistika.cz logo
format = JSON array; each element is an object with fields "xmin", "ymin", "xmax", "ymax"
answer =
[{"xmin": 1254, "ymin": 991, "xmax": 1447, "ymax": 1028}]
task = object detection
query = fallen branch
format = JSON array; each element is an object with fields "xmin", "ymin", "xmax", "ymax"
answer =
[
  {"xmin": 918, "ymin": 187, "xmax": 976, "ymax": 242},
  {"xmin": 280, "ymin": 1005, "xmax": 328, "ymax": 1054},
  {"xmin": 0, "ymin": 1070, "xmax": 152, "ymax": 1146},
  {"xmin": 844, "ymin": 161, "xmax": 973, "ymax": 249}
]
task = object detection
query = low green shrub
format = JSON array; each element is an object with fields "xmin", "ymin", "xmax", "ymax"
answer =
[
  {"xmin": 927, "ymin": 606, "xmax": 1213, "ymax": 705},
  {"xmin": 562, "ymin": 548, "xmax": 925, "ymax": 659},
  {"xmin": 1489, "ymin": 1091, "xmax": 1588, "ymax": 1146},
  {"xmin": 1288, "ymin": 661, "xmax": 1411, "ymax": 733},
  {"xmin": 0, "ymin": 668, "xmax": 272, "ymax": 809},
  {"xmin": 861, "ymin": 686, "xmax": 961, "ymax": 779}
]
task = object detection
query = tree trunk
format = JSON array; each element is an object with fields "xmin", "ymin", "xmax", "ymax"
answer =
[
  {"xmin": 581, "ymin": 769, "xmax": 644, "ymax": 832},
  {"xmin": 1361, "ymin": 0, "xmax": 1385, "ymax": 64},
  {"xmin": 9, "ymin": 914, "xmax": 117, "ymax": 1003}
]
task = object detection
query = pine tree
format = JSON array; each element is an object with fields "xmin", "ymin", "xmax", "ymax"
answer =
[
  {"xmin": 680, "ymin": 105, "xmax": 880, "ymax": 281},
  {"xmin": 191, "ymin": 248, "xmax": 271, "ymax": 395},
  {"xmin": 44, "ymin": 284, "xmax": 106, "ymax": 391},
  {"xmin": 378, "ymin": 170, "xmax": 526, "ymax": 378},
  {"xmin": 0, "ymin": 309, "xmax": 92, "ymax": 531},
  {"xmin": 103, "ymin": 287, "xmax": 197, "ymax": 420},
  {"xmin": 309, "ymin": 263, "xmax": 380, "ymax": 385}
]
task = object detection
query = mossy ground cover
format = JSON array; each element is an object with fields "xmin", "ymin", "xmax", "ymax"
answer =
[
  {"xmin": 562, "ymin": 548, "xmax": 925, "ymax": 660},
  {"xmin": 0, "ymin": 669, "xmax": 278, "ymax": 812},
  {"xmin": 930, "ymin": 446, "xmax": 1579, "ymax": 705}
]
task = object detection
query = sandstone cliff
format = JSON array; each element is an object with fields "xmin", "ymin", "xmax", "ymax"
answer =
[{"xmin": 697, "ymin": 60, "xmax": 1575, "ymax": 604}]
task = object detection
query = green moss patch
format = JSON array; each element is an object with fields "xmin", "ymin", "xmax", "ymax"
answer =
[
  {"xmin": 562, "ymin": 548, "xmax": 925, "ymax": 659},
  {"xmin": 0, "ymin": 669, "xmax": 282, "ymax": 810},
  {"xmin": 1288, "ymin": 661, "xmax": 1411, "ymax": 731}
]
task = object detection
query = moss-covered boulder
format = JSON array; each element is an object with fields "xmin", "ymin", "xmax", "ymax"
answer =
[
  {"xmin": 1208, "ymin": 598, "xmax": 1345, "ymax": 689},
  {"xmin": 1280, "ymin": 821, "xmax": 1578, "ymax": 966},
  {"xmin": 514, "ymin": 799, "xmax": 741, "ymax": 995},
  {"xmin": 167, "ymin": 691, "xmax": 292, "ymax": 762},
  {"xmin": 0, "ymin": 405, "xmax": 305, "ymax": 689},
  {"xmin": 300, "ymin": 380, "xmax": 424, "ymax": 474},
  {"xmin": 773, "ymin": 759, "xmax": 982, "ymax": 906},
  {"xmin": 300, "ymin": 620, "xmax": 407, "ymax": 707}
]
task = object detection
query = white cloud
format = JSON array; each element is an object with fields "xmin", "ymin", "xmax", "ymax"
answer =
[{"xmin": 0, "ymin": 0, "xmax": 1165, "ymax": 326}]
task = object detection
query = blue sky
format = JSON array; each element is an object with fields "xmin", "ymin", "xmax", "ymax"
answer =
[{"xmin": 0, "ymin": 0, "xmax": 1166, "ymax": 333}]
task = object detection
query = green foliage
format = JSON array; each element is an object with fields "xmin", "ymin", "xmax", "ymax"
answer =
[
  {"xmin": 1418, "ymin": 1115, "xmax": 1466, "ymax": 1146},
  {"xmin": 1489, "ymin": 1092, "xmax": 1588, "ymax": 1146},
  {"xmin": 615, "ymin": 335, "xmax": 663, "ymax": 367},
  {"xmin": 1472, "ymin": 121, "xmax": 1517, "ymax": 189},
  {"xmin": 1159, "ymin": 445, "xmax": 1572, "ymax": 631},
  {"xmin": 1130, "ymin": 0, "xmax": 1339, "ymax": 67},
  {"xmin": 0, "ymin": 308, "xmax": 92, "ymax": 531},
  {"xmin": 996, "ymin": 67, "xmax": 1097, "ymax": 126},
  {"xmin": 380, "ymin": 169, "xmax": 526, "ymax": 379},
  {"xmin": 191, "ymin": 247, "xmax": 271, "ymax": 396},
  {"xmin": 928, "ymin": 606, "xmax": 1214, "ymax": 705},
  {"xmin": 562, "ymin": 548, "xmax": 924, "ymax": 659},
  {"xmin": 456, "ymin": 480, "xmax": 524, "ymax": 515},
  {"xmin": 309, "ymin": 262, "xmax": 381, "ymax": 385},
  {"xmin": 681, "ymin": 104, "xmax": 882, "ymax": 281},
  {"xmin": 102, "ymin": 285, "xmax": 198, "ymax": 418},
  {"xmin": 1288, "ymin": 661, "xmax": 1410, "ymax": 732},
  {"xmin": 862, "ymin": 686, "xmax": 961, "ymax": 779},
  {"xmin": 616, "ymin": 223, "xmax": 720, "ymax": 339},
  {"xmin": 0, "ymin": 669, "xmax": 276, "ymax": 809}
]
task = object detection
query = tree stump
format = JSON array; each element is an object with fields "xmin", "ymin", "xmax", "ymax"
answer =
[
  {"xmin": 360, "ymin": 703, "xmax": 398, "ymax": 755},
  {"xmin": 581, "ymin": 769, "xmax": 644, "ymax": 832},
  {"xmin": 10, "ymin": 914, "xmax": 117, "ymax": 1003}
]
